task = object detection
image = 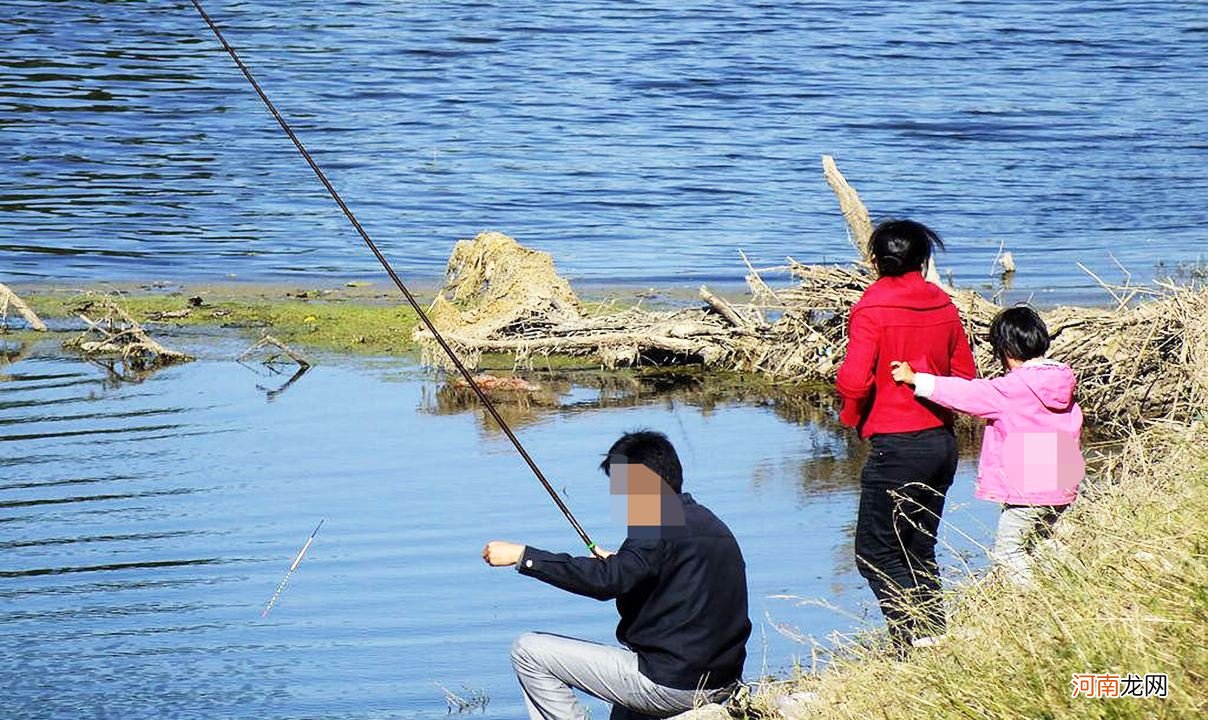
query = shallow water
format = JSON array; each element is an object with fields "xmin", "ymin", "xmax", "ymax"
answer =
[
  {"xmin": 1, "ymin": 1, "xmax": 1206, "ymax": 300},
  {"xmin": 0, "ymin": 341, "xmax": 999, "ymax": 719}
]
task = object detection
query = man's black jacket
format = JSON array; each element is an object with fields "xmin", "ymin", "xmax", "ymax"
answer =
[{"xmin": 517, "ymin": 493, "xmax": 750, "ymax": 690}]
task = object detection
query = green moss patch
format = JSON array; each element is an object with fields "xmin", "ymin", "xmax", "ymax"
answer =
[{"xmin": 25, "ymin": 287, "xmax": 422, "ymax": 356}]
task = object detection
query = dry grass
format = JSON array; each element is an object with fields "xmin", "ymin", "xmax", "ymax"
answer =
[{"xmin": 756, "ymin": 421, "xmax": 1207, "ymax": 720}]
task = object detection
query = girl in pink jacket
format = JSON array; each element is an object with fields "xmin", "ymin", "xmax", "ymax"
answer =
[{"xmin": 890, "ymin": 306, "xmax": 1085, "ymax": 584}]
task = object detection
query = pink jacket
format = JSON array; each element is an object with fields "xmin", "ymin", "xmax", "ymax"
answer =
[{"xmin": 914, "ymin": 359, "xmax": 1084, "ymax": 505}]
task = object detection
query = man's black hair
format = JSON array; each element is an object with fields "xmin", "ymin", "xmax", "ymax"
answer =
[
  {"xmin": 599, "ymin": 430, "xmax": 684, "ymax": 494},
  {"xmin": 988, "ymin": 306, "xmax": 1050, "ymax": 365},
  {"xmin": 868, "ymin": 219, "xmax": 945, "ymax": 277}
]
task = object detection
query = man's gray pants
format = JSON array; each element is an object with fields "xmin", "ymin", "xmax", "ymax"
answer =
[{"xmin": 510, "ymin": 632, "xmax": 730, "ymax": 720}]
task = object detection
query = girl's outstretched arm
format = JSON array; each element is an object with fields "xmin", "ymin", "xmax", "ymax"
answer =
[
  {"xmin": 915, "ymin": 371, "xmax": 1009, "ymax": 420},
  {"xmin": 891, "ymin": 360, "xmax": 1007, "ymax": 420}
]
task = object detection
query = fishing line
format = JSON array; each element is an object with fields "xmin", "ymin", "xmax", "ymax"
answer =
[{"xmin": 188, "ymin": 0, "xmax": 596, "ymax": 551}]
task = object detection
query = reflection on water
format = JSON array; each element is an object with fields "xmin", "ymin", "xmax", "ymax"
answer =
[
  {"xmin": 425, "ymin": 370, "xmax": 870, "ymax": 498},
  {"xmin": 0, "ymin": 343, "xmax": 997, "ymax": 719}
]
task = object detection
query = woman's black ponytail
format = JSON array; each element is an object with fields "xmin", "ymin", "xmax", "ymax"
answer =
[{"xmin": 868, "ymin": 219, "xmax": 945, "ymax": 277}]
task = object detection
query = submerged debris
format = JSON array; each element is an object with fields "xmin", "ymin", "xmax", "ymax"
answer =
[
  {"xmin": 449, "ymin": 373, "xmax": 542, "ymax": 394},
  {"xmin": 145, "ymin": 308, "xmax": 193, "ymax": 321},
  {"xmin": 63, "ymin": 295, "xmax": 194, "ymax": 370},
  {"xmin": 435, "ymin": 682, "xmax": 490, "ymax": 714},
  {"xmin": 236, "ymin": 334, "xmax": 311, "ymax": 401},
  {"xmin": 238, "ymin": 333, "xmax": 311, "ymax": 368},
  {"xmin": 415, "ymin": 159, "xmax": 1206, "ymax": 432}
]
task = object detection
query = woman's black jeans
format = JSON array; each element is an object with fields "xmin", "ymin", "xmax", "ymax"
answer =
[{"xmin": 854, "ymin": 427, "xmax": 958, "ymax": 645}]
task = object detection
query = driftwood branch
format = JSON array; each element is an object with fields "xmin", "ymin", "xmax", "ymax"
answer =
[
  {"xmin": 821, "ymin": 155, "xmax": 874, "ymax": 265},
  {"xmin": 443, "ymin": 331, "xmax": 711, "ymax": 355},
  {"xmin": 699, "ymin": 285, "xmax": 761, "ymax": 332},
  {"xmin": 63, "ymin": 295, "xmax": 193, "ymax": 370},
  {"xmin": 238, "ymin": 334, "xmax": 311, "ymax": 368},
  {"xmin": 0, "ymin": 283, "xmax": 47, "ymax": 331}
]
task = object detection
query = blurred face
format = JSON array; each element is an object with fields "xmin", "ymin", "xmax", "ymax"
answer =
[{"xmin": 610, "ymin": 462, "xmax": 663, "ymax": 526}]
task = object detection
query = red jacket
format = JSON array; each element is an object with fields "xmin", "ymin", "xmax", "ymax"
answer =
[{"xmin": 836, "ymin": 272, "xmax": 976, "ymax": 438}]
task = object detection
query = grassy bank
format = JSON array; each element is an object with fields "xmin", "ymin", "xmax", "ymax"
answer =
[
  {"xmin": 12, "ymin": 283, "xmax": 641, "ymax": 362},
  {"xmin": 763, "ymin": 421, "xmax": 1207, "ymax": 719}
]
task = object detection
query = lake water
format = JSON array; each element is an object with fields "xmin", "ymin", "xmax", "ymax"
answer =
[
  {"xmin": 0, "ymin": 339, "xmax": 999, "ymax": 719},
  {"xmin": 1, "ymin": 1, "xmax": 1206, "ymax": 299}
]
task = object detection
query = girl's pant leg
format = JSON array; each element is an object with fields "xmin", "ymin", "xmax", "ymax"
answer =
[
  {"xmin": 993, "ymin": 506, "xmax": 1035, "ymax": 585},
  {"xmin": 993, "ymin": 505, "xmax": 1066, "ymax": 585}
]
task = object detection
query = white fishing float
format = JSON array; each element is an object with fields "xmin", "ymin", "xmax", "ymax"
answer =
[{"xmin": 262, "ymin": 518, "xmax": 325, "ymax": 618}]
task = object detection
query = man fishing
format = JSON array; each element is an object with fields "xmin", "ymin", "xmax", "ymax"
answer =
[
  {"xmin": 483, "ymin": 430, "xmax": 751, "ymax": 720},
  {"xmin": 188, "ymin": 8, "xmax": 747, "ymax": 716}
]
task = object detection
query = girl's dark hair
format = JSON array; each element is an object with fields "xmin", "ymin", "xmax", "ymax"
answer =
[
  {"xmin": 868, "ymin": 219, "xmax": 945, "ymax": 277},
  {"xmin": 600, "ymin": 430, "xmax": 684, "ymax": 494},
  {"xmin": 988, "ymin": 306, "xmax": 1050, "ymax": 365}
]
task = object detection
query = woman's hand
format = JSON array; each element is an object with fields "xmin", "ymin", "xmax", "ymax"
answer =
[{"xmin": 890, "ymin": 361, "xmax": 916, "ymax": 385}]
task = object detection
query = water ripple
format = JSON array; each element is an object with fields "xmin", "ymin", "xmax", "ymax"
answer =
[
  {"xmin": 0, "ymin": 1, "xmax": 1203, "ymax": 299},
  {"xmin": 0, "ymin": 557, "xmax": 228, "ymax": 579}
]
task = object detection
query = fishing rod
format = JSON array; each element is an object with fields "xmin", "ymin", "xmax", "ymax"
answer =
[{"xmin": 188, "ymin": 0, "xmax": 596, "ymax": 552}]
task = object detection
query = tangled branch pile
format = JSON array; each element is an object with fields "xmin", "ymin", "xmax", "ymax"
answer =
[
  {"xmin": 63, "ymin": 296, "xmax": 194, "ymax": 370},
  {"xmin": 765, "ymin": 262, "xmax": 1208, "ymax": 429},
  {"xmin": 415, "ymin": 159, "xmax": 1206, "ymax": 431},
  {"xmin": 1042, "ymin": 286, "xmax": 1207, "ymax": 430}
]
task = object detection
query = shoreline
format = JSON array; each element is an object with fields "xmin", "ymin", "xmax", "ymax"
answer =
[
  {"xmin": 6, "ymin": 267, "xmax": 1203, "ymax": 437},
  {"xmin": 3, "ymin": 278, "xmax": 808, "ymax": 361},
  {"xmin": 7, "ymin": 273, "xmax": 1138, "ymax": 308},
  {"xmin": 2, "ymin": 279, "xmax": 779, "ymax": 373}
]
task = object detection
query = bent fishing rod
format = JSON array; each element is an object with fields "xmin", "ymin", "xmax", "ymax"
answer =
[{"xmin": 188, "ymin": 0, "xmax": 596, "ymax": 552}]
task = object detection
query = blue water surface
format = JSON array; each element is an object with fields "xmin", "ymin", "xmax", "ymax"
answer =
[
  {"xmin": 1, "ymin": 1, "xmax": 1205, "ymax": 298},
  {"xmin": 0, "ymin": 342, "xmax": 999, "ymax": 719}
]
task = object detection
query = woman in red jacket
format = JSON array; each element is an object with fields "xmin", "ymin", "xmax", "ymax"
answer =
[{"xmin": 836, "ymin": 219, "xmax": 976, "ymax": 648}]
